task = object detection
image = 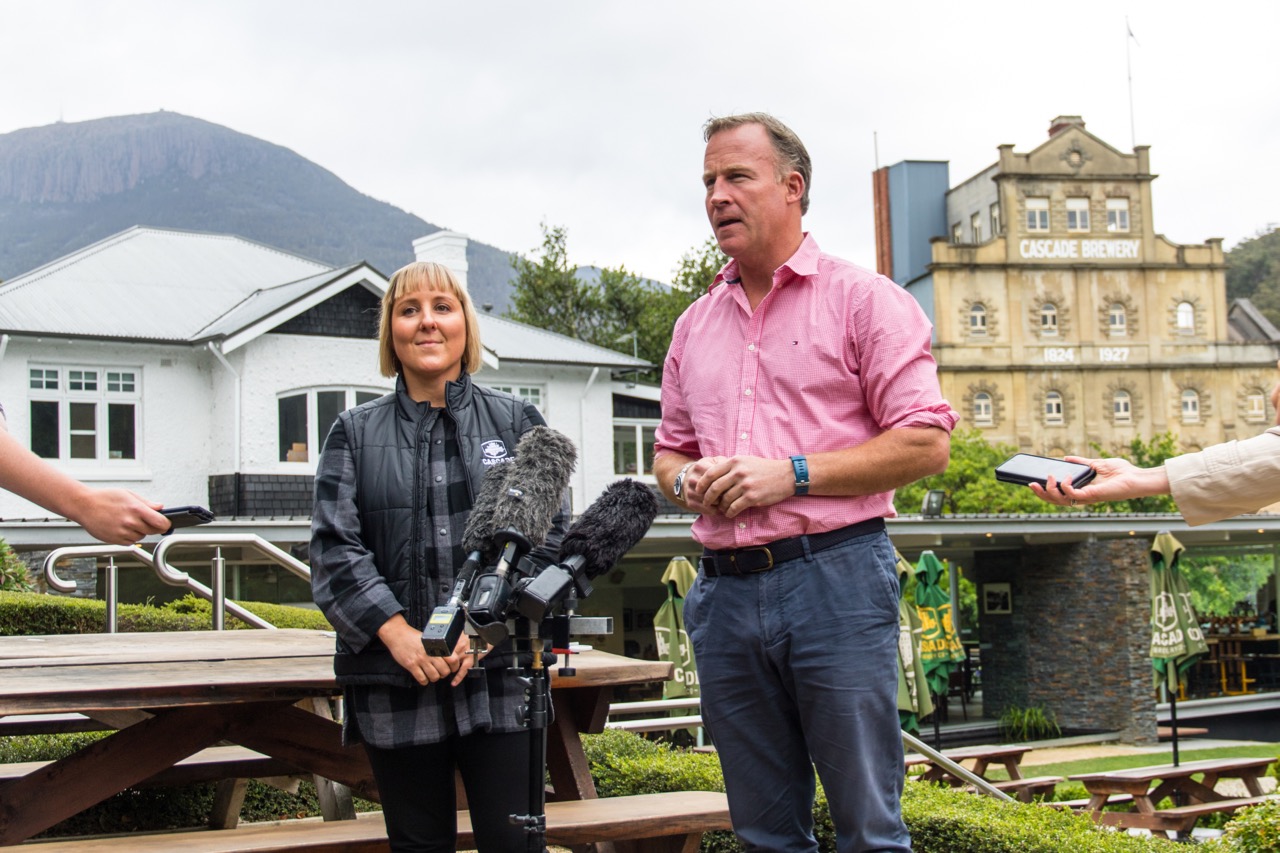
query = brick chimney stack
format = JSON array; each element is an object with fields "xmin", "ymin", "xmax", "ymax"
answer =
[{"xmin": 1048, "ymin": 115, "xmax": 1085, "ymax": 137}]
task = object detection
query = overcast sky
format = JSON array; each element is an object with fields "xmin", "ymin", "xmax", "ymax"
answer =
[{"xmin": 3, "ymin": 1, "xmax": 1277, "ymax": 283}]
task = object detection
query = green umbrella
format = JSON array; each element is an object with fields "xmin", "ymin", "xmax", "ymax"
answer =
[
  {"xmin": 895, "ymin": 551, "xmax": 934, "ymax": 733},
  {"xmin": 915, "ymin": 550, "xmax": 967, "ymax": 698},
  {"xmin": 1150, "ymin": 531, "xmax": 1208, "ymax": 765},
  {"xmin": 654, "ymin": 556, "xmax": 699, "ymax": 702}
]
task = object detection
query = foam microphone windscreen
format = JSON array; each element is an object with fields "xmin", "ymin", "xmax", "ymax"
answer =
[
  {"xmin": 559, "ymin": 479, "xmax": 659, "ymax": 578},
  {"xmin": 488, "ymin": 426, "xmax": 577, "ymax": 549},
  {"xmin": 461, "ymin": 462, "xmax": 512, "ymax": 560}
]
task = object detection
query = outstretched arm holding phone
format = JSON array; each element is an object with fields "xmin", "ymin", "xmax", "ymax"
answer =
[
  {"xmin": 0, "ymin": 413, "xmax": 169, "ymax": 545},
  {"xmin": 1031, "ymin": 379, "xmax": 1280, "ymax": 525}
]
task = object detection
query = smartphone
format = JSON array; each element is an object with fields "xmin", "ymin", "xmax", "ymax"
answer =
[
  {"xmin": 161, "ymin": 505, "xmax": 215, "ymax": 534},
  {"xmin": 994, "ymin": 454, "xmax": 1096, "ymax": 493}
]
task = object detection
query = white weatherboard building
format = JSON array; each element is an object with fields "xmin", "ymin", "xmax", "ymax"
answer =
[{"xmin": 0, "ymin": 226, "xmax": 655, "ymax": 546}]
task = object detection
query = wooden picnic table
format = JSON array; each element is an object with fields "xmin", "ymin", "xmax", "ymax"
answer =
[
  {"xmin": 0, "ymin": 629, "xmax": 671, "ymax": 846},
  {"xmin": 1068, "ymin": 756, "xmax": 1278, "ymax": 836},
  {"xmin": 905, "ymin": 743, "xmax": 1032, "ymax": 783}
]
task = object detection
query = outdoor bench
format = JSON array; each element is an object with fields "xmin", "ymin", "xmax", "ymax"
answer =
[
  {"xmin": 984, "ymin": 775, "xmax": 1063, "ymax": 802},
  {"xmin": 21, "ymin": 790, "xmax": 734, "ymax": 853},
  {"xmin": 1151, "ymin": 794, "xmax": 1278, "ymax": 829}
]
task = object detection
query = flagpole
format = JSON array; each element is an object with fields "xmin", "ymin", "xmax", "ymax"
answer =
[{"xmin": 1126, "ymin": 17, "xmax": 1139, "ymax": 150}]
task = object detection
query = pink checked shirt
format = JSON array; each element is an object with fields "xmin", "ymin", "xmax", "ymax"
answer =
[{"xmin": 654, "ymin": 234, "xmax": 958, "ymax": 550}]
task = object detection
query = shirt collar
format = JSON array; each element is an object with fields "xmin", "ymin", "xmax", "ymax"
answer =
[{"xmin": 712, "ymin": 232, "xmax": 821, "ymax": 291}]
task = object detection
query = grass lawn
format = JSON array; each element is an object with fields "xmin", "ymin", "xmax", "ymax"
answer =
[{"xmin": 982, "ymin": 743, "xmax": 1280, "ymax": 782}]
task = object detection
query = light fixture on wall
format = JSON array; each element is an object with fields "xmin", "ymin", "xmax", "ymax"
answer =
[{"xmin": 921, "ymin": 489, "xmax": 946, "ymax": 518}]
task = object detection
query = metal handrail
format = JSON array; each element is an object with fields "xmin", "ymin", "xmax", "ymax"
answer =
[
  {"xmin": 153, "ymin": 534, "xmax": 312, "ymax": 630},
  {"xmin": 43, "ymin": 545, "xmax": 155, "ymax": 633}
]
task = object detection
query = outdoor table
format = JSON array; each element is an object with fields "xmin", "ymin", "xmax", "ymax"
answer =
[
  {"xmin": 1068, "ymin": 756, "xmax": 1278, "ymax": 833},
  {"xmin": 0, "ymin": 629, "xmax": 671, "ymax": 846},
  {"xmin": 905, "ymin": 743, "xmax": 1032, "ymax": 784}
]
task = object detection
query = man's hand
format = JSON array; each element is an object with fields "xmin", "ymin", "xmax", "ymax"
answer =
[
  {"xmin": 377, "ymin": 613, "xmax": 462, "ymax": 686},
  {"xmin": 695, "ymin": 456, "xmax": 794, "ymax": 519},
  {"xmin": 1029, "ymin": 455, "xmax": 1170, "ymax": 507}
]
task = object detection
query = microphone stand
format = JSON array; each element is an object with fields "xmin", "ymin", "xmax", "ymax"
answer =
[{"xmin": 507, "ymin": 617, "xmax": 551, "ymax": 852}]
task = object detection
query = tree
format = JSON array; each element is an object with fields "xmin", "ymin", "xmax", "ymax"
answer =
[
  {"xmin": 893, "ymin": 429, "xmax": 1069, "ymax": 515},
  {"xmin": 1225, "ymin": 225, "xmax": 1280, "ymax": 328},
  {"xmin": 1179, "ymin": 551, "xmax": 1275, "ymax": 617},
  {"xmin": 507, "ymin": 223, "xmax": 606, "ymax": 341}
]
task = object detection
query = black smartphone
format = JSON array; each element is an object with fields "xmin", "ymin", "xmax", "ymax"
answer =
[
  {"xmin": 161, "ymin": 505, "xmax": 215, "ymax": 534},
  {"xmin": 994, "ymin": 454, "xmax": 1096, "ymax": 493}
]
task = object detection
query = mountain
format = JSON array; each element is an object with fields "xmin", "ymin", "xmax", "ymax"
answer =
[{"xmin": 0, "ymin": 112, "xmax": 518, "ymax": 311}]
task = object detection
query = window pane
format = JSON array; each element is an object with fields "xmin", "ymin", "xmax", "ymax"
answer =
[
  {"xmin": 613, "ymin": 425, "xmax": 638, "ymax": 475},
  {"xmin": 278, "ymin": 395, "xmax": 308, "ymax": 462},
  {"xmin": 106, "ymin": 371, "xmax": 136, "ymax": 393},
  {"xmin": 30, "ymin": 368, "xmax": 59, "ymax": 390},
  {"xmin": 317, "ymin": 391, "xmax": 345, "ymax": 448},
  {"xmin": 69, "ymin": 370, "xmax": 98, "ymax": 392},
  {"xmin": 108, "ymin": 403, "xmax": 136, "ymax": 460},
  {"xmin": 642, "ymin": 426, "xmax": 657, "ymax": 475},
  {"xmin": 69, "ymin": 402, "xmax": 96, "ymax": 459},
  {"xmin": 355, "ymin": 391, "xmax": 379, "ymax": 406},
  {"xmin": 31, "ymin": 401, "xmax": 59, "ymax": 458}
]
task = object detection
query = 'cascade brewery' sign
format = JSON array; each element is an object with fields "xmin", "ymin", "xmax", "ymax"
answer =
[{"xmin": 1019, "ymin": 238, "xmax": 1140, "ymax": 260}]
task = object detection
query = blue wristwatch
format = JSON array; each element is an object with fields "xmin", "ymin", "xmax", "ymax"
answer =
[{"xmin": 790, "ymin": 455, "xmax": 810, "ymax": 496}]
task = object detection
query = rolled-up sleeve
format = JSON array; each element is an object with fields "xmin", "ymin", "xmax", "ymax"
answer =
[{"xmin": 310, "ymin": 417, "xmax": 404, "ymax": 653}]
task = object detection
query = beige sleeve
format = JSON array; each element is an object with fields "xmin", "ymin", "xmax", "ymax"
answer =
[{"xmin": 1164, "ymin": 427, "xmax": 1280, "ymax": 526}]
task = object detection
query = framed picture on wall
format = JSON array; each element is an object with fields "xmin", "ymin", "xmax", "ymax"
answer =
[{"xmin": 983, "ymin": 582, "xmax": 1012, "ymax": 615}]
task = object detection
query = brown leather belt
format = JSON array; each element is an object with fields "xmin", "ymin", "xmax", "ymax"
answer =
[{"xmin": 698, "ymin": 518, "xmax": 886, "ymax": 577}]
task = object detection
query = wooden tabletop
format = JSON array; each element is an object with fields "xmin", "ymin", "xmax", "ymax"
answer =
[
  {"xmin": 0, "ymin": 630, "xmax": 673, "ymax": 716},
  {"xmin": 1070, "ymin": 756, "xmax": 1276, "ymax": 785}
]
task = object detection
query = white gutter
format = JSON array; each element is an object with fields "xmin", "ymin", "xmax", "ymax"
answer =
[
  {"xmin": 0, "ymin": 334, "xmax": 9, "ymax": 366},
  {"xmin": 207, "ymin": 342, "xmax": 241, "ymax": 471}
]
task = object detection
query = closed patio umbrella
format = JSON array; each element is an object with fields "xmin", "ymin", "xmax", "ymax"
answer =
[
  {"xmin": 654, "ymin": 556, "xmax": 699, "ymax": 703},
  {"xmin": 895, "ymin": 551, "xmax": 934, "ymax": 733},
  {"xmin": 1150, "ymin": 531, "xmax": 1208, "ymax": 765},
  {"xmin": 915, "ymin": 550, "xmax": 966, "ymax": 746}
]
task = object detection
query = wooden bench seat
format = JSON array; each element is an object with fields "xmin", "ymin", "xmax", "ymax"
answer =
[
  {"xmin": 1153, "ymin": 794, "xmax": 1277, "ymax": 820},
  {"xmin": 22, "ymin": 791, "xmax": 733, "ymax": 853},
  {"xmin": 0, "ymin": 745, "xmax": 302, "ymax": 789},
  {"xmin": 985, "ymin": 775, "xmax": 1062, "ymax": 802},
  {"xmin": 1044, "ymin": 793, "xmax": 1134, "ymax": 810}
]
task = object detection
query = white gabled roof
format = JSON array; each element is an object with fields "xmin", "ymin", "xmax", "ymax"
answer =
[
  {"xmin": 476, "ymin": 313, "xmax": 651, "ymax": 369},
  {"xmin": 0, "ymin": 226, "xmax": 332, "ymax": 341}
]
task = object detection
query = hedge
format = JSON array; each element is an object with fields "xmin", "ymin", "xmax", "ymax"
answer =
[{"xmin": 0, "ymin": 590, "xmax": 331, "ymax": 634}]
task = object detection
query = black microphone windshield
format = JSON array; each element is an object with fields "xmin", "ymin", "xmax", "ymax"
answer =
[
  {"xmin": 559, "ymin": 479, "xmax": 659, "ymax": 578},
  {"xmin": 489, "ymin": 426, "xmax": 577, "ymax": 548},
  {"xmin": 461, "ymin": 462, "xmax": 512, "ymax": 559}
]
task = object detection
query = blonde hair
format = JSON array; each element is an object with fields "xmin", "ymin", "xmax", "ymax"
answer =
[{"xmin": 378, "ymin": 262, "xmax": 483, "ymax": 378}]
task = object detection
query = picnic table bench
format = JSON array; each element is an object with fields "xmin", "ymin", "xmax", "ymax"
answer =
[
  {"xmin": 904, "ymin": 743, "xmax": 1062, "ymax": 802},
  {"xmin": 1067, "ymin": 756, "xmax": 1279, "ymax": 837}
]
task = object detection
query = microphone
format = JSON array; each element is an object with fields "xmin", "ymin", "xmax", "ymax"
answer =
[
  {"xmin": 422, "ymin": 463, "xmax": 511, "ymax": 656},
  {"xmin": 513, "ymin": 479, "xmax": 659, "ymax": 622},
  {"xmin": 466, "ymin": 426, "xmax": 577, "ymax": 643}
]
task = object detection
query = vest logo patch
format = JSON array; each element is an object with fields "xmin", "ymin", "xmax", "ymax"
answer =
[{"xmin": 481, "ymin": 439, "xmax": 509, "ymax": 465}]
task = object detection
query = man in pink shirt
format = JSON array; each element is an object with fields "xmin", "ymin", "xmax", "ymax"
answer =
[{"xmin": 654, "ymin": 112, "xmax": 957, "ymax": 852}]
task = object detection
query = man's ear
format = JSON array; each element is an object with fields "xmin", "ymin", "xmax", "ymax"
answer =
[{"xmin": 784, "ymin": 171, "xmax": 805, "ymax": 205}]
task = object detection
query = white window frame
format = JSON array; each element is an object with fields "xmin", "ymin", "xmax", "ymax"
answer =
[
  {"xmin": 489, "ymin": 384, "xmax": 546, "ymax": 414},
  {"xmin": 1113, "ymin": 391, "xmax": 1132, "ymax": 424},
  {"xmin": 277, "ymin": 386, "xmax": 385, "ymax": 465},
  {"xmin": 951, "ymin": 222, "xmax": 963, "ymax": 243},
  {"xmin": 973, "ymin": 393, "xmax": 993, "ymax": 426},
  {"xmin": 969, "ymin": 304, "xmax": 988, "ymax": 336},
  {"xmin": 1040, "ymin": 303, "xmax": 1059, "ymax": 337},
  {"xmin": 1246, "ymin": 391, "xmax": 1266, "ymax": 421},
  {"xmin": 1044, "ymin": 391, "xmax": 1064, "ymax": 425},
  {"xmin": 28, "ymin": 363, "xmax": 143, "ymax": 467},
  {"xmin": 1176, "ymin": 302, "xmax": 1195, "ymax": 334},
  {"xmin": 1109, "ymin": 303, "xmax": 1127, "ymax": 337},
  {"xmin": 990, "ymin": 202, "xmax": 1001, "ymax": 237},
  {"xmin": 612, "ymin": 418, "xmax": 658, "ymax": 480},
  {"xmin": 1066, "ymin": 198, "xmax": 1091, "ymax": 232},
  {"xmin": 1106, "ymin": 198, "xmax": 1130, "ymax": 233},
  {"xmin": 970, "ymin": 212, "xmax": 983, "ymax": 244},
  {"xmin": 1025, "ymin": 197, "xmax": 1050, "ymax": 232},
  {"xmin": 1181, "ymin": 389, "xmax": 1200, "ymax": 423}
]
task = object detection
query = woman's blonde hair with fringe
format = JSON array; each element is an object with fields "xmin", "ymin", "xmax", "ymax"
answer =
[{"xmin": 378, "ymin": 262, "xmax": 483, "ymax": 378}]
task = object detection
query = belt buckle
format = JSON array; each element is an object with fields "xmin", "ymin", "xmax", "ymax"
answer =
[{"xmin": 731, "ymin": 547, "xmax": 774, "ymax": 574}]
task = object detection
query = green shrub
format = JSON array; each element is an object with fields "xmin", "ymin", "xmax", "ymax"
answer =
[
  {"xmin": 1219, "ymin": 799, "xmax": 1280, "ymax": 852},
  {"xmin": 0, "ymin": 539, "xmax": 33, "ymax": 592},
  {"xmin": 0, "ymin": 591, "xmax": 330, "ymax": 635}
]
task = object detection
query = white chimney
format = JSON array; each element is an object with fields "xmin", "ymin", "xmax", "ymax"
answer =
[{"xmin": 413, "ymin": 230, "xmax": 470, "ymax": 289}]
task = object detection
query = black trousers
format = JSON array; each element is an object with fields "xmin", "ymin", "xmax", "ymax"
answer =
[{"xmin": 364, "ymin": 729, "xmax": 540, "ymax": 853}]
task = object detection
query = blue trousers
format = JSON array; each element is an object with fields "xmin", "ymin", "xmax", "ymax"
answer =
[{"xmin": 684, "ymin": 529, "xmax": 911, "ymax": 853}]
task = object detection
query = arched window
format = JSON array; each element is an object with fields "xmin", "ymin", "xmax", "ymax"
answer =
[
  {"xmin": 1246, "ymin": 390, "xmax": 1266, "ymax": 421},
  {"xmin": 1181, "ymin": 389, "xmax": 1200, "ymax": 423},
  {"xmin": 969, "ymin": 303, "xmax": 988, "ymax": 336},
  {"xmin": 974, "ymin": 392, "xmax": 993, "ymax": 425},
  {"xmin": 1040, "ymin": 303, "xmax": 1059, "ymax": 336},
  {"xmin": 1176, "ymin": 302, "xmax": 1195, "ymax": 333},
  {"xmin": 1113, "ymin": 390, "xmax": 1132, "ymax": 424},
  {"xmin": 1109, "ymin": 303, "xmax": 1127, "ymax": 337},
  {"xmin": 1044, "ymin": 391, "xmax": 1064, "ymax": 425}
]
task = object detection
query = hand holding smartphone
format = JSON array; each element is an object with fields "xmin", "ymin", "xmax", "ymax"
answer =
[
  {"xmin": 994, "ymin": 454, "xmax": 1096, "ymax": 494},
  {"xmin": 161, "ymin": 505, "xmax": 215, "ymax": 534}
]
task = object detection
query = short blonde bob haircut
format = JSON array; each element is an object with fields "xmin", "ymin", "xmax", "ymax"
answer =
[{"xmin": 378, "ymin": 262, "xmax": 484, "ymax": 378}]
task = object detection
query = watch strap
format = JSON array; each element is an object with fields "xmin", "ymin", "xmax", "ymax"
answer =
[{"xmin": 790, "ymin": 455, "xmax": 810, "ymax": 496}]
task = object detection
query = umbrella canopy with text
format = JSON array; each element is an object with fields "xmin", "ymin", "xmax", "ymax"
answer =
[
  {"xmin": 915, "ymin": 550, "xmax": 966, "ymax": 697},
  {"xmin": 1150, "ymin": 531, "xmax": 1208, "ymax": 688},
  {"xmin": 654, "ymin": 555, "xmax": 699, "ymax": 701}
]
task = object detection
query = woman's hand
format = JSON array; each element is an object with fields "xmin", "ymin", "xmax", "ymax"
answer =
[{"xmin": 377, "ymin": 613, "xmax": 459, "ymax": 686}]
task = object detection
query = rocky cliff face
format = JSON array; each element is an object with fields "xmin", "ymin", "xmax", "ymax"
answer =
[{"xmin": 0, "ymin": 112, "xmax": 516, "ymax": 310}]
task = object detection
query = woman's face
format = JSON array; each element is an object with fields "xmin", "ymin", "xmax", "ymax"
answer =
[{"xmin": 391, "ymin": 287, "xmax": 467, "ymax": 397}]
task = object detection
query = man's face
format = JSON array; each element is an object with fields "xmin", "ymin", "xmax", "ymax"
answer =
[{"xmin": 702, "ymin": 123, "xmax": 797, "ymax": 261}]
